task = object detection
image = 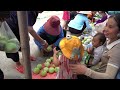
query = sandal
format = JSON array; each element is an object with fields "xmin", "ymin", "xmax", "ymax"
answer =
[{"xmin": 16, "ymin": 65, "xmax": 24, "ymax": 74}]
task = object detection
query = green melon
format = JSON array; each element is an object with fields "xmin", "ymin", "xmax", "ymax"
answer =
[
  {"xmin": 50, "ymin": 57, "xmax": 53, "ymax": 61},
  {"xmin": 46, "ymin": 59, "xmax": 51, "ymax": 63},
  {"xmin": 5, "ymin": 42, "xmax": 18, "ymax": 53},
  {"xmin": 0, "ymin": 36, "xmax": 8, "ymax": 41},
  {"xmin": 43, "ymin": 67, "xmax": 49, "ymax": 72},
  {"xmin": 44, "ymin": 62, "xmax": 50, "ymax": 67},
  {"xmin": 47, "ymin": 45, "xmax": 52, "ymax": 52},
  {"xmin": 8, "ymin": 38, "xmax": 19, "ymax": 45},
  {"xmin": 40, "ymin": 70, "xmax": 47, "ymax": 77},
  {"xmin": 37, "ymin": 64, "xmax": 42, "ymax": 70},
  {"xmin": 48, "ymin": 67, "xmax": 55, "ymax": 74},
  {"xmin": 33, "ymin": 67, "xmax": 40, "ymax": 74},
  {"xmin": 54, "ymin": 67, "xmax": 59, "ymax": 73}
]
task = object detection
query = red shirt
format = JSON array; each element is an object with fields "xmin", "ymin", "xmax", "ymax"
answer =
[{"xmin": 62, "ymin": 11, "xmax": 70, "ymax": 21}]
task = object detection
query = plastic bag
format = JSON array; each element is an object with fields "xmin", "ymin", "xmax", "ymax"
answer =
[{"xmin": 0, "ymin": 21, "xmax": 20, "ymax": 53}]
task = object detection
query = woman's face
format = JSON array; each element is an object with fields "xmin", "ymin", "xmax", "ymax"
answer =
[{"xmin": 104, "ymin": 17, "xmax": 120, "ymax": 40}]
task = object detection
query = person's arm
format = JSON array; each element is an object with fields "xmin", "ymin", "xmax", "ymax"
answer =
[
  {"xmin": 53, "ymin": 26, "xmax": 64, "ymax": 47},
  {"xmin": 27, "ymin": 11, "xmax": 48, "ymax": 47},
  {"xmin": 53, "ymin": 47, "xmax": 60, "ymax": 66},
  {"xmin": 85, "ymin": 64, "xmax": 118, "ymax": 79},
  {"xmin": 70, "ymin": 45, "xmax": 120, "ymax": 79},
  {"xmin": 85, "ymin": 18, "xmax": 92, "ymax": 31},
  {"xmin": 87, "ymin": 46, "xmax": 94, "ymax": 54},
  {"xmin": 28, "ymin": 26, "xmax": 47, "ymax": 45}
]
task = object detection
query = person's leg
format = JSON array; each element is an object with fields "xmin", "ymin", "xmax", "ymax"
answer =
[
  {"xmin": 6, "ymin": 52, "xmax": 21, "ymax": 66},
  {"xmin": 62, "ymin": 20, "xmax": 69, "ymax": 30},
  {"xmin": 0, "ymin": 69, "xmax": 4, "ymax": 79},
  {"xmin": 6, "ymin": 52, "xmax": 24, "ymax": 73}
]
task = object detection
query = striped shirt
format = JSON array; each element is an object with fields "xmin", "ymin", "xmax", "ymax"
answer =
[{"xmin": 56, "ymin": 54, "xmax": 78, "ymax": 79}]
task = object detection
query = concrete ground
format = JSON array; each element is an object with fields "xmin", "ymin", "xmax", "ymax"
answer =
[{"xmin": 0, "ymin": 11, "xmax": 63, "ymax": 79}]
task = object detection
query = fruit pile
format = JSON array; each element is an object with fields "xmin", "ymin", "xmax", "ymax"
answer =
[
  {"xmin": 33, "ymin": 56, "xmax": 60, "ymax": 77},
  {"xmin": 82, "ymin": 36, "xmax": 92, "ymax": 45},
  {"xmin": 0, "ymin": 36, "xmax": 20, "ymax": 53}
]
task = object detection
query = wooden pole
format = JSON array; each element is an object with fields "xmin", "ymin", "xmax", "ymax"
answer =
[{"xmin": 17, "ymin": 11, "xmax": 32, "ymax": 79}]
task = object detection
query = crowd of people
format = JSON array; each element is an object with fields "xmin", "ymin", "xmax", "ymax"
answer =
[{"xmin": 0, "ymin": 11, "xmax": 120, "ymax": 79}]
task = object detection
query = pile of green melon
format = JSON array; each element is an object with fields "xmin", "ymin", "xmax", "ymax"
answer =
[
  {"xmin": 0, "ymin": 36, "xmax": 19, "ymax": 53},
  {"xmin": 33, "ymin": 56, "xmax": 60, "ymax": 77}
]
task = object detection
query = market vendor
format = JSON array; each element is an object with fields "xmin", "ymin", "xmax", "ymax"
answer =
[
  {"xmin": 34, "ymin": 15, "xmax": 64, "ymax": 55},
  {"xmin": 69, "ymin": 14, "xmax": 120, "ymax": 79}
]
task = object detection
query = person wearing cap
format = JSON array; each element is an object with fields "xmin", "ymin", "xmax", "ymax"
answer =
[
  {"xmin": 34, "ymin": 15, "xmax": 64, "ymax": 55},
  {"xmin": 52, "ymin": 35, "xmax": 84, "ymax": 79},
  {"xmin": 68, "ymin": 11, "xmax": 92, "ymax": 36},
  {"xmin": 4, "ymin": 11, "xmax": 44, "ymax": 74}
]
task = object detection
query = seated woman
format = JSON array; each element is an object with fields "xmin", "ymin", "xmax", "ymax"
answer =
[
  {"xmin": 34, "ymin": 15, "xmax": 64, "ymax": 55},
  {"xmin": 68, "ymin": 11, "xmax": 92, "ymax": 36},
  {"xmin": 69, "ymin": 14, "xmax": 120, "ymax": 79}
]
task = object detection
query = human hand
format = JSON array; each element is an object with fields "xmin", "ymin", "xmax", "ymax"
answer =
[
  {"xmin": 69, "ymin": 63, "xmax": 87, "ymax": 75},
  {"xmin": 53, "ymin": 47, "xmax": 60, "ymax": 55},
  {"xmin": 42, "ymin": 40, "xmax": 49, "ymax": 51},
  {"xmin": 87, "ymin": 47, "xmax": 93, "ymax": 54}
]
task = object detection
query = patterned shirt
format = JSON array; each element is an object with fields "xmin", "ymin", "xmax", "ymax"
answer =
[{"xmin": 56, "ymin": 54, "xmax": 78, "ymax": 79}]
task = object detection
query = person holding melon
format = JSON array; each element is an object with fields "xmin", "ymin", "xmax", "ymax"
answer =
[
  {"xmin": 69, "ymin": 14, "xmax": 120, "ymax": 79},
  {"xmin": 5, "ymin": 11, "xmax": 45, "ymax": 74},
  {"xmin": 52, "ymin": 35, "xmax": 84, "ymax": 79},
  {"xmin": 34, "ymin": 15, "xmax": 64, "ymax": 56}
]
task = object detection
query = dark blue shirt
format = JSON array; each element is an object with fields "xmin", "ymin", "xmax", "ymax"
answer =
[
  {"xmin": 6, "ymin": 11, "xmax": 38, "ymax": 30},
  {"xmin": 37, "ymin": 25, "xmax": 64, "ymax": 47},
  {"xmin": 6, "ymin": 11, "xmax": 38, "ymax": 41}
]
